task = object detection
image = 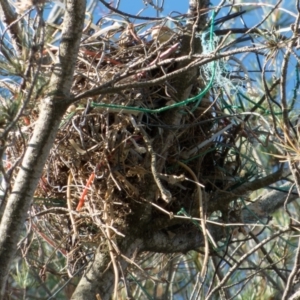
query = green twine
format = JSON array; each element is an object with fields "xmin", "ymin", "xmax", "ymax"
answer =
[
  {"xmin": 177, "ymin": 207, "xmax": 233, "ymax": 252},
  {"xmin": 128, "ymin": 273, "xmax": 154, "ymax": 300},
  {"xmin": 237, "ymin": 92, "xmax": 283, "ymax": 116},
  {"xmin": 91, "ymin": 12, "xmax": 217, "ymax": 114},
  {"xmin": 177, "ymin": 207, "xmax": 201, "ymax": 228}
]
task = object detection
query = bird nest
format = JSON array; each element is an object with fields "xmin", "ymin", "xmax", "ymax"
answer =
[{"xmin": 4, "ymin": 21, "xmax": 257, "ymax": 277}]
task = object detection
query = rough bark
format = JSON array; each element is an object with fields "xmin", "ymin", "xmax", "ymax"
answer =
[
  {"xmin": 0, "ymin": 0, "xmax": 296, "ymax": 298},
  {"xmin": 0, "ymin": 0, "xmax": 86, "ymax": 295},
  {"xmin": 71, "ymin": 183, "xmax": 298, "ymax": 299},
  {"xmin": 71, "ymin": 1, "xmax": 209, "ymax": 298},
  {"xmin": 69, "ymin": 1, "xmax": 296, "ymax": 298},
  {"xmin": 0, "ymin": 0, "xmax": 22, "ymax": 53},
  {"xmin": 71, "ymin": 236, "xmax": 143, "ymax": 300}
]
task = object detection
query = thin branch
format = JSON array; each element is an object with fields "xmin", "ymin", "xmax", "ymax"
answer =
[{"xmin": 205, "ymin": 228, "xmax": 290, "ymax": 299}]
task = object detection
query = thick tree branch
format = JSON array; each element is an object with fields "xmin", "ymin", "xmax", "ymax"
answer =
[
  {"xmin": 72, "ymin": 185, "xmax": 297, "ymax": 300},
  {"xmin": 208, "ymin": 168, "xmax": 290, "ymax": 212},
  {"xmin": 0, "ymin": 0, "xmax": 86, "ymax": 295},
  {"xmin": 141, "ymin": 223, "xmax": 224, "ymax": 253},
  {"xmin": 0, "ymin": 0, "xmax": 22, "ymax": 53},
  {"xmin": 71, "ymin": 236, "xmax": 143, "ymax": 300},
  {"xmin": 243, "ymin": 183, "xmax": 299, "ymax": 218}
]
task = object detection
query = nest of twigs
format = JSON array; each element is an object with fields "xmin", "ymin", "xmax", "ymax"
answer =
[{"xmin": 6, "ymin": 21, "xmax": 255, "ymax": 276}]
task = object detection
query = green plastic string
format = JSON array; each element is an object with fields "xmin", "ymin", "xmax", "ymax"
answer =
[
  {"xmin": 238, "ymin": 92, "xmax": 266, "ymax": 112},
  {"xmin": 91, "ymin": 12, "xmax": 216, "ymax": 114},
  {"xmin": 190, "ymin": 16, "xmax": 217, "ymax": 112},
  {"xmin": 177, "ymin": 207, "xmax": 201, "ymax": 228},
  {"xmin": 177, "ymin": 208, "xmax": 230, "ymax": 252},
  {"xmin": 128, "ymin": 273, "xmax": 154, "ymax": 300},
  {"xmin": 237, "ymin": 91, "xmax": 283, "ymax": 116},
  {"xmin": 59, "ymin": 111, "xmax": 76, "ymax": 128}
]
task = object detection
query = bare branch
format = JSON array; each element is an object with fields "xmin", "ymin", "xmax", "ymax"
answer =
[{"xmin": 0, "ymin": 0, "xmax": 86, "ymax": 294}]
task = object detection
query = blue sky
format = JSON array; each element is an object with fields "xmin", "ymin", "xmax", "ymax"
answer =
[
  {"xmin": 118, "ymin": 0, "xmax": 188, "ymax": 18},
  {"xmin": 97, "ymin": 0, "xmax": 295, "ymax": 33},
  {"xmin": 43, "ymin": 0, "xmax": 299, "ymax": 107}
]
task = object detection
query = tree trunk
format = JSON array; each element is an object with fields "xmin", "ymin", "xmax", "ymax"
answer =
[{"xmin": 0, "ymin": 0, "xmax": 86, "ymax": 295}]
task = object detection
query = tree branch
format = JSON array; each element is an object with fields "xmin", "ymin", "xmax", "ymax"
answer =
[
  {"xmin": 208, "ymin": 168, "xmax": 289, "ymax": 212},
  {"xmin": 0, "ymin": 0, "xmax": 86, "ymax": 295},
  {"xmin": 71, "ymin": 236, "xmax": 143, "ymax": 300},
  {"xmin": 0, "ymin": 0, "xmax": 22, "ymax": 53}
]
